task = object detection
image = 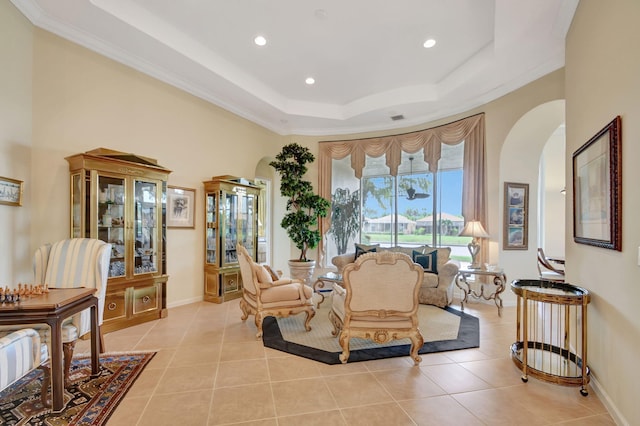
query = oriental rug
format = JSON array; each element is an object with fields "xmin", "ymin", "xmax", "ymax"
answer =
[
  {"xmin": 0, "ymin": 351, "xmax": 155, "ymax": 425},
  {"xmin": 262, "ymin": 301, "xmax": 479, "ymax": 364}
]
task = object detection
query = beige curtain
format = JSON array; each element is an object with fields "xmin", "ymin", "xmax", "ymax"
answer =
[{"xmin": 318, "ymin": 113, "xmax": 487, "ymax": 264}]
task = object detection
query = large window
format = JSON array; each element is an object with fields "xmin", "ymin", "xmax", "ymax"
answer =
[
  {"xmin": 327, "ymin": 146, "xmax": 468, "ymax": 263},
  {"xmin": 318, "ymin": 113, "xmax": 486, "ymax": 268}
]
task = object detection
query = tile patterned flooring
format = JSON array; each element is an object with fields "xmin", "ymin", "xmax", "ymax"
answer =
[{"xmin": 76, "ymin": 298, "xmax": 615, "ymax": 425}]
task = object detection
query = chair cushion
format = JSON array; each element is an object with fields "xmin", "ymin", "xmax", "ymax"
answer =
[{"xmin": 260, "ymin": 282, "xmax": 312, "ymax": 303}]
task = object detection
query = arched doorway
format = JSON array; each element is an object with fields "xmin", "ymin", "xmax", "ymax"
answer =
[{"xmin": 499, "ymin": 100, "xmax": 566, "ymax": 281}]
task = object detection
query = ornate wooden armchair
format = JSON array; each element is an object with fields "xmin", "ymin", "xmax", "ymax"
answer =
[
  {"xmin": 329, "ymin": 251, "xmax": 425, "ymax": 364},
  {"xmin": 236, "ymin": 244, "xmax": 316, "ymax": 338}
]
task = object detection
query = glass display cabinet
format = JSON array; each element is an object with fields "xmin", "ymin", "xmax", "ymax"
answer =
[
  {"xmin": 66, "ymin": 148, "xmax": 172, "ymax": 333},
  {"xmin": 204, "ymin": 176, "xmax": 260, "ymax": 303}
]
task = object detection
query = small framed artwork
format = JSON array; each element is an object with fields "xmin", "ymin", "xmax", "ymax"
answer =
[
  {"xmin": 167, "ymin": 186, "xmax": 196, "ymax": 228},
  {"xmin": 503, "ymin": 182, "xmax": 529, "ymax": 250},
  {"xmin": 573, "ymin": 116, "xmax": 621, "ymax": 251},
  {"xmin": 0, "ymin": 176, "xmax": 23, "ymax": 207}
]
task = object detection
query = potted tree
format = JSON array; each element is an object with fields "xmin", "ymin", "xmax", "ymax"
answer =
[{"xmin": 270, "ymin": 143, "xmax": 330, "ymax": 283}]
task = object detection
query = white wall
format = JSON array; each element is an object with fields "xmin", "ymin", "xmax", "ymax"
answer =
[{"xmin": 540, "ymin": 126, "xmax": 566, "ymax": 258}]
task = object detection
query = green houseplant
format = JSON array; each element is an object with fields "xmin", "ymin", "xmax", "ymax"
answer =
[{"xmin": 270, "ymin": 143, "xmax": 330, "ymax": 266}]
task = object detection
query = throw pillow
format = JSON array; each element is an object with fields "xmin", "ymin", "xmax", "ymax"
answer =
[
  {"xmin": 263, "ymin": 264, "xmax": 281, "ymax": 281},
  {"xmin": 412, "ymin": 249, "xmax": 438, "ymax": 274},
  {"xmin": 355, "ymin": 243, "xmax": 379, "ymax": 259},
  {"xmin": 254, "ymin": 264, "xmax": 273, "ymax": 285}
]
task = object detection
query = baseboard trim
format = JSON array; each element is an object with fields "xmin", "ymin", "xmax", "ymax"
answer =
[{"xmin": 590, "ymin": 373, "xmax": 629, "ymax": 425}]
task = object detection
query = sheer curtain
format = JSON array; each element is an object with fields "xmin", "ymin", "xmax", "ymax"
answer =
[{"xmin": 318, "ymin": 113, "xmax": 487, "ymax": 264}]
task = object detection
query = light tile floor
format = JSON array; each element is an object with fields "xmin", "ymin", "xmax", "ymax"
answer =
[{"xmin": 76, "ymin": 298, "xmax": 615, "ymax": 426}]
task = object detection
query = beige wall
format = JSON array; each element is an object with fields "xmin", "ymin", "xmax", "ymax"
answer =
[
  {"xmin": 566, "ymin": 1, "xmax": 640, "ymax": 424},
  {"xmin": 29, "ymin": 29, "xmax": 283, "ymax": 305},
  {"xmin": 0, "ymin": 2, "xmax": 33, "ymax": 284}
]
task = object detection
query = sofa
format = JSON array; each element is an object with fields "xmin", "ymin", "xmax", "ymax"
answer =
[{"xmin": 331, "ymin": 244, "xmax": 460, "ymax": 308}]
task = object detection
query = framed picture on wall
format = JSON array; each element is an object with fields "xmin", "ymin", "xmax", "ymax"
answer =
[
  {"xmin": 573, "ymin": 116, "xmax": 621, "ymax": 251},
  {"xmin": 503, "ymin": 182, "xmax": 529, "ymax": 250},
  {"xmin": 0, "ymin": 176, "xmax": 23, "ymax": 207},
  {"xmin": 167, "ymin": 186, "xmax": 196, "ymax": 228}
]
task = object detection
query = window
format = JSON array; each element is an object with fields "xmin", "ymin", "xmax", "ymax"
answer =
[
  {"xmin": 318, "ymin": 113, "xmax": 486, "ymax": 268},
  {"xmin": 327, "ymin": 146, "xmax": 469, "ymax": 263}
]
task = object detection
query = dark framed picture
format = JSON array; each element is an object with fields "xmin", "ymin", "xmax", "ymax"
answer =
[
  {"xmin": 573, "ymin": 116, "xmax": 621, "ymax": 251},
  {"xmin": 503, "ymin": 182, "xmax": 528, "ymax": 250},
  {"xmin": 167, "ymin": 186, "xmax": 196, "ymax": 228},
  {"xmin": 0, "ymin": 176, "xmax": 23, "ymax": 206}
]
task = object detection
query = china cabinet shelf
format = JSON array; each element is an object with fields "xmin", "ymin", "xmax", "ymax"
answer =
[
  {"xmin": 67, "ymin": 148, "xmax": 172, "ymax": 333},
  {"xmin": 203, "ymin": 176, "xmax": 259, "ymax": 303}
]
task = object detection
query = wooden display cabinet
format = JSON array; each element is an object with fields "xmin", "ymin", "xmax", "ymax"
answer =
[
  {"xmin": 66, "ymin": 148, "xmax": 171, "ymax": 333},
  {"xmin": 204, "ymin": 176, "xmax": 260, "ymax": 303}
]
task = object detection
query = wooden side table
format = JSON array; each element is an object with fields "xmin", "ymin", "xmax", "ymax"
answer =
[
  {"xmin": 0, "ymin": 288, "xmax": 100, "ymax": 412},
  {"xmin": 455, "ymin": 268, "xmax": 507, "ymax": 316}
]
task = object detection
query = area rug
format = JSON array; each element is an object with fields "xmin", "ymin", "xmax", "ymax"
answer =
[
  {"xmin": 0, "ymin": 351, "xmax": 155, "ymax": 425},
  {"xmin": 262, "ymin": 300, "xmax": 479, "ymax": 364}
]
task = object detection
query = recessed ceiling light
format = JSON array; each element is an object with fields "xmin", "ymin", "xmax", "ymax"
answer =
[
  {"xmin": 305, "ymin": 77, "xmax": 315, "ymax": 85},
  {"xmin": 423, "ymin": 39, "xmax": 436, "ymax": 48},
  {"xmin": 254, "ymin": 35, "xmax": 267, "ymax": 46}
]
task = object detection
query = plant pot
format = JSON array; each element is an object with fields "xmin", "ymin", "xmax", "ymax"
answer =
[{"xmin": 288, "ymin": 259, "xmax": 316, "ymax": 286}]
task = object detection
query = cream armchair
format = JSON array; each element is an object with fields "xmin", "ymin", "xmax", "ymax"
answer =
[
  {"xmin": 236, "ymin": 244, "xmax": 316, "ymax": 338},
  {"xmin": 0, "ymin": 238, "xmax": 111, "ymax": 385},
  {"xmin": 329, "ymin": 251, "xmax": 425, "ymax": 364}
]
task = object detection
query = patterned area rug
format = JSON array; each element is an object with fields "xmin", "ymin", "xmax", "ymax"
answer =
[
  {"xmin": 263, "ymin": 300, "xmax": 479, "ymax": 364},
  {"xmin": 0, "ymin": 352, "xmax": 155, "ymax": 425}
]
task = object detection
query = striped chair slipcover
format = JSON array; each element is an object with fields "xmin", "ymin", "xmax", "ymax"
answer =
[
  {"xmin": 0, "ymin": 238, "xmax": 111, "ymax": 385},
  {"xmin": 0, "ymin": 328, "xmax": 49, "ymax": 405}
]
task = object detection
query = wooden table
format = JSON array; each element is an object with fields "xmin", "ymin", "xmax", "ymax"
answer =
[{"xmin": 0, "ymin": 288, "xmax": 100, "ymax": 412}]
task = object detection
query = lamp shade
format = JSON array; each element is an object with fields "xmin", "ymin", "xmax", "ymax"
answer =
[{"xmin": 459, "ymin": 221, "xmax": 489, "ymax": 238}]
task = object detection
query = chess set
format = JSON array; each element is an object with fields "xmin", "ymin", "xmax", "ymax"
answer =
[{"xmin": 0, "ymin": 284, "xmax": 49, "ymax": 303}]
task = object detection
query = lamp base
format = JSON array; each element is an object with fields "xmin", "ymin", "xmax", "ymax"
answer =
[{"xmin": 467, "ymin": 239, "xmax": 482, "ymax": 270}]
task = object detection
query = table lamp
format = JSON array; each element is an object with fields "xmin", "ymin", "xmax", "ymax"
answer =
[{"xmin": 459, "ymin": 220, "xmax": 489, "ymax": 269}]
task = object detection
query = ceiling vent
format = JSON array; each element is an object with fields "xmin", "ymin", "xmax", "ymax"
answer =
[{"xmin": 390, "ymin": 114, "xmax": 405, "ymax": 121}]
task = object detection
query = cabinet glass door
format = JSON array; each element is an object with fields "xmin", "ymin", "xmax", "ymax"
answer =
[
  {"xmin": 134, "ymin": 179, "xmax": 158, "ymax": 275},
  {"xmin": 98, "ymin": 174, "xmax": 126, "ymax": 278},
  {"xmin": 223, "ymin": 191, "xmax": 238, "ymax": 266},
  {"xmin": 206, "ymin": 193, "xmax": 217, "ymax": 265},
  {"xmin": 240, "ymin": 192, "xmax": 256, "ymax": 255}
]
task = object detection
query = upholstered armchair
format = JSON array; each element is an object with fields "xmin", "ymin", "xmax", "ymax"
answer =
[
  {"xmin": 0, "ymin": 328, "xmax": 50, "ymax": 406},
  {"xmin": 0, "ymin": 238, "xmax": 111, "ymax": 385},
  {"xmin": 329, "ymin": 251, "xmax": 425, "ymax": 364},
  {"xmin": 236, "ymin": 244, "xmax": 316, "ymax": 338}
]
